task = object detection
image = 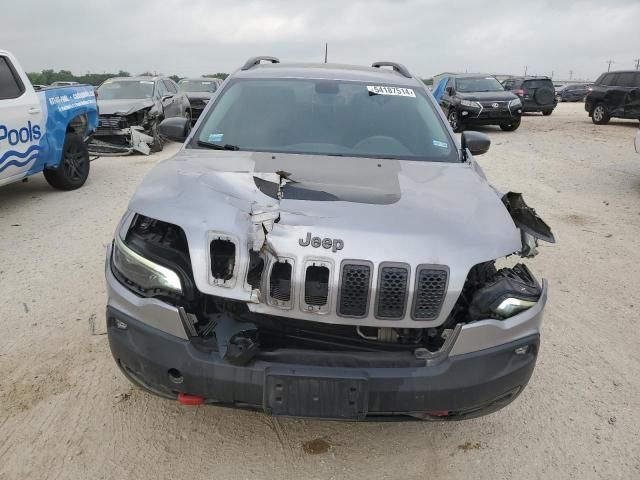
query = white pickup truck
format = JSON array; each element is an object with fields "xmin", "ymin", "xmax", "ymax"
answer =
[{"xmin": 0, "ymin": 49, "xmax": 98, "ymax": 190}]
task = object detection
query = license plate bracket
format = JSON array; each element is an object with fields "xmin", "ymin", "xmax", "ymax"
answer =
[{"xmin": 264, "ymin": 371, "xmax": 368, "ymax": 420}]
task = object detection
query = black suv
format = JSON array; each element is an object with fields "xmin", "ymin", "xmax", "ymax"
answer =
[
  {"xmin": 503, "ymin": 77, "xmax": 557, "ymax": 115},
  {"xmin": 439, "ymin": 74, "xmax": 523, "ymax": 132},
  {"xmin": 585, "ymin": 71, "xmax": 640, "ymax": 124}
]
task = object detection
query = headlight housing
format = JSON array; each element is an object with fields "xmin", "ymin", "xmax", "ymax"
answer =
[
  {"xmin": 460, "ymin": 99, "xmax": 481, "ymax": 109},
  {"xmin": 509, "ymin": 98, "xmax": 522, "ymax": 108},
  {"xmin": 468, "ymin": 263, "xmax": 540, "ymax": 320},
  {"xmin": 112, "ymin": 235, "xmax": 183, "ymax": 294}
]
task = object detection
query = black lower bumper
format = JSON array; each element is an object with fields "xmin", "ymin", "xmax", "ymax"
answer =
[
  {"xmin": 461, "ymin": 115, "xmax": 520, "ymax": 126},
  {"xmin": 107, "ymin": 307, "xmax": 540, "ymax": 420}
]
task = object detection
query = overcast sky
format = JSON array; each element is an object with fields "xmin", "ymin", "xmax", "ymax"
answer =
[{"xmin": 2, "ymin": 0, "xmax": 639, "ymax": 81}]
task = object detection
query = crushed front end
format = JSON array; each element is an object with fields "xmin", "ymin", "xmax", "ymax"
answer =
[
  {"xmin": 90, "ymin": 110, "xmax": 160, "ymax": 156},
  {"xmin": 105, "ymin": 158, "xmax": 554, "ymax": 421}
]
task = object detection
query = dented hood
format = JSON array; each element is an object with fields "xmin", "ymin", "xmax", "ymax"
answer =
[
  {"xmin": 129, "ymin": 150, "xmax": 522, "ymax": 254},
  {"xmin": 98, "ymin": 98, "xmax": 155, "ymax": 116}
]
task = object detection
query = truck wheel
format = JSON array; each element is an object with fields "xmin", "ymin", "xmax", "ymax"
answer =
[
  {"xmin": 43, "ymin": 132, "xmax": 90, "ymax": 190},
  {"xmin": 591, "ymin": 103, "xmax": 610, "ymax": 124},
  {"xmin": 447, "ymin": 110, "xmax": 462, "ymax": 133},
  {"xmin": 500, "ymin": 119, "xmax": 521, "ymax": 131},
  {"xmin": 542, "ymin": 109, "xmax": 553, "ymax": 116}
]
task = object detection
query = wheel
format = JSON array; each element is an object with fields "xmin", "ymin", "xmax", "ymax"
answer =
[
  {"xmin": 447, "ymin": 110, "xmax": 462, "ymax": 133},
  {"xmin": 43, "ymin": 132, "xmax": 90, "ymax": 190},
  {"xmin": 149, "ymin": 121, "xmax": 164, "ymax": 153},
  {"xmin": 500, "ymin": 119, "xmax": 521, "ymax": 131},
  {"xmin": 591, "ymin": 103, "xmax": 610, "ymax": 124},
  {"xmin": 542, "ymin": 110, "xmax": 553, "ymax": 116}
]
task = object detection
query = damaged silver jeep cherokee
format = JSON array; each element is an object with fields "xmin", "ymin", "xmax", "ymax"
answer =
[{"xmin": 106, "ymin": 57, "xmax": 555, "ymax": 420}]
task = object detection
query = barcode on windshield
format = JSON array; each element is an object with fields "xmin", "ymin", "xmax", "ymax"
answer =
[{"xmin": 367, "ymin": 86, "xmax": 416, "ymax": 97}]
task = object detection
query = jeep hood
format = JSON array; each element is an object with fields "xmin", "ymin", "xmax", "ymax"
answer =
[
  {"xmin": 98, "ymin": 98, "xmax": 155, "ymax": 116},
  {"xmin": 458, "ymin": 91, "xmax": 518, "ymax": 102},
  {"xmin": 126, "ymin": 150, "xmax": 523, "ymax": 324}
]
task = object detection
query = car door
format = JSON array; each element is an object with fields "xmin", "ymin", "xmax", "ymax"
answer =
[
  {"xmin": 440, "ymin": 77, "xmax": 455, "ymax": 112},
  {"xmin": 162, "ymin": 79, "xmax": 181, "ymax": 118},
  {"xmin": 0, "ymin": 54, "xmax": 44, "ymax": 186},
  {"xmin": 602, "ymin": 73, "xmax": 627, "ymax": 117},
  {"xmin": 155, "ymin": 80, "xmax": 172, "ymax": 118},
  {"xmin": 621, "ymin": 72, "xmax": 640, "ymax": 119}
]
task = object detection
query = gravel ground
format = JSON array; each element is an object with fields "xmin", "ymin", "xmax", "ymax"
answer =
[{"xmin": 1, "ymin": 103, "xmax": 639, "ymax": 480}]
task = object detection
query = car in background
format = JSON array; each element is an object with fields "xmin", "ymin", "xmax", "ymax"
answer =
[
  {"xmin": 503, "ymin": 77, "xmax": 557, "ymax": 115},
  {"xmin": 178, "ymin": 77, "xmax": 222, "ymax": 125},
  {"xmin": 585, "ymin": 71, "xmax": 640, "ymax": 125},
  {"xmin": 90, "ymin": 76, "xmax": 191, "ymax": 155},
  {"xmin": 436, "ymin": 74, "xmax": 522, "ymax": 132},
  {"xmin": 556, "ymin": 84, "xmax": 590, "ymax": 102}
]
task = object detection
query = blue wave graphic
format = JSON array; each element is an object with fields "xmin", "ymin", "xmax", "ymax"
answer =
[
  {"xmin": 0, "ymin": 153, "xmax": 39, "ymax": 174},
  {"xmin": 0, "ymin": 144, "xmax": 41, "ymax": 165}
]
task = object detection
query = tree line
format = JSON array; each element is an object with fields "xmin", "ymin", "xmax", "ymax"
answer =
[{"xmin": 26, "ymin": 69, "xmax": 229, "ymax": 86}]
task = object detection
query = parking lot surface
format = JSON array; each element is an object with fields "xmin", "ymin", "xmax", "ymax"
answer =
[{"xmin": 1, "ymin": 103, "xmax": 639, "ymax": 479}]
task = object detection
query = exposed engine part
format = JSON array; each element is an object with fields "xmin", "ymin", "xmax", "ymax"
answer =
[
  {"xmin": 225, "ymin": 332, "xmax": 259, "ymax": 366},
  {"xmin": 468, "ymin": 263, "xmax": 541, "ymax": 321},
  {"xmin": 246, "ymin": 251, "xmax": 264, "ymax": 290}
]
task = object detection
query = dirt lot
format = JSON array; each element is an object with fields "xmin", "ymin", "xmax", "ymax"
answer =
[{"xmin": 1, "ymin": 102, "xmax": 639, "ymax": 479}]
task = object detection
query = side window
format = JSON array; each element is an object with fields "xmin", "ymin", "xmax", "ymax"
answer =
[
  {"xmin": 164, "ymin": 80, "xmax": 178, "ymax": 94},
  {"xmin": 0, "ymin": 56, "xmax": 25, "ymax": 100},
  {"xmin": 601, "ymin": 73, "xmax": 616, "ymax": 86},
  {"xmin": 617, "ymin": 72, "xmax": 636, "ymax": 87},
  {"xmin": 503, "ymin": 80, "xmax": 513, "ymax": 90},
  {"xmin": 156, "ymin": 80, "xmax": 167, "ymax": 97}
]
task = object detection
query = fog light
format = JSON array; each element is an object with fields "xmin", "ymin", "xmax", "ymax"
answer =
[
  {"xmin": 115, "ymin": 319, "xmax": 128, "ymax": 330},
  {"xmin": 517, "ymin": 109, "xmax": 522, "ymax": 114},
  {"xmin": 514, "ymin": 346, "xmax": 529, "ymax": 355},
  {"xmin": 461, "ymin": 111, "xmax": 469, "ymax": 116}
]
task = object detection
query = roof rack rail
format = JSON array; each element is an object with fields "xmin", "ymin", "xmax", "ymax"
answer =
[
  {"xmin": 241, "ymin": 56, "xmax": 280, "ymax": 70},
  {"xmin": 371, "ymin": 61, "xmax": 412, "ymax": 78}
]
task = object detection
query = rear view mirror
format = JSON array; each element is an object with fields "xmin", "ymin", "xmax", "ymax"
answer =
[
  {"xmin": 461, "ymin": 131, "xmax": 491, "ymax": 156},
  {"xmin": 159, "ymin": 117, "xmax": 190, "ymax": 142}
]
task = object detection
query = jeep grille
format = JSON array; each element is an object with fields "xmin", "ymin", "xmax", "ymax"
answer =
[
  {"xmin": 412, "ymin": 266, "xmax": 448, "ymax": 320},
  {"xmin": 338, "ymin": 262, "xmax": 372, "ymax": 317},
  {"xmin": 375, "ymin": 264, "xmax": 409, "ymax": 319}
]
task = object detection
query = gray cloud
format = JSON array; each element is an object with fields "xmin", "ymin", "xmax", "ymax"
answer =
[{"xmin": 2, "ymin": 0, "xmax": 639, "ymax": 80}]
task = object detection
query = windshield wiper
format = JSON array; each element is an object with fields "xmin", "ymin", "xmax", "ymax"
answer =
[{"xmin": 197, "ymin": 140, "xmax": 240, "ymax": 151}]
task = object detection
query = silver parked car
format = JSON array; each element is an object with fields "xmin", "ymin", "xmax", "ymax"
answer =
[
  {"xmin": 105, "ymin": 57, "xmax": 555, "ymax": 420},
  {"xmin": 91, "ymin": 76, "xmax": 191, "ymax": 155}
]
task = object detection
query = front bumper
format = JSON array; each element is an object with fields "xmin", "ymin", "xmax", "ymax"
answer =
[
  {"xmin": 458, "ymin": 107, "xmax": 521, "ymax": 126},
  {"xmin": 105, "ymin": 263, "xmax": 546, "ymax": 420}
]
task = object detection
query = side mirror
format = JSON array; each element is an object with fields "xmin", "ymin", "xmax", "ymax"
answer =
[
  {"xmin": 635, "ymin": 130, "xmax": 640, "ymax": 154},
  {"xmin": 161, "ymin": 93, "xmax": 173, "ymax": 100},
  {"xmin": 158, "ymin": 117, "xmax": 190, "ymax": 142},
  {"xmin": 461, "ymin": 131, "xmax": 491, "ymax": 156},
  {"xmin": 445, "ymin": 86, "xmax": 454, "ymax": 95}
]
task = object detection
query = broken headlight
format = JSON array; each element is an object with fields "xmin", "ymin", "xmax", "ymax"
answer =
[
  {"xmin": 112, "ymin": 235, "xmax": 183, "ymax": 294},
  {"xmin": 468, "ymin": 264, "xmax": 540, "ymax": 321},
  {"xmin": 460, "ymin": 99, "xmax": 481, "ymax": 109}
]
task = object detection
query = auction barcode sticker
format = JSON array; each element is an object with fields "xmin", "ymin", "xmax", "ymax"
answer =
[{"xmin": 367, "ymin": 86, "xmax": 416, "ymax": 97}]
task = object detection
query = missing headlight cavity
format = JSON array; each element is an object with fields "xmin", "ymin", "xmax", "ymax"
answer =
[
  {"xmin": 210, "ymin": 239, "xmax": 236, "ymax": 281},
  {"xmin": 270, "ymin": 261, "xmax": 292, "ymax": 302},
  {"xmin": 304, "ymin": 265, "xmax": 330, "ymax": 306}
]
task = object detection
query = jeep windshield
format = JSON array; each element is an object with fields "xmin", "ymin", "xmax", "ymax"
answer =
[
  {"xmin": 193, "ymin": 79, "xmax": 457, "ymax": 162},
  {"xmin": 456, "ymin": 77, "xmax": 504, "ymax": 93},
  {"xmin": 97, "ymin": 80, "xmax": 154, "ymax": 100}
]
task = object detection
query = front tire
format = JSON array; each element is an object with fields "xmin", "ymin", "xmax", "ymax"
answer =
[
  {"xmin": 43, "ymin": 132, "xmax": 90, "ymax": 190},
  {"xmin": 500, "ymin": 119, "xmax": 521, "ymax": 131},
  {"xmin": 447, "ymin": 110, "xmax": 462, "ymax": 133},
  {"xmin": 591, "ymin": 103, "xmax": 610, "ymax": 124},
  {"xmin": 542, "ymin": 109, "xmax": 553, "ymax": 116}
]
